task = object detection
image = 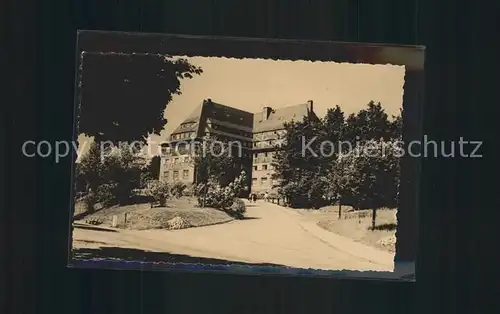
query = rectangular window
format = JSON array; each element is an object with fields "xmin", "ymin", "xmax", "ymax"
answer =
[
  {"xmin": 182, "ymin": 170, "xmax": 189, "ymax": 179},
  {"xmin": 262, "ymin": 165, "xmax": 268, "ymax": 170},
  {"xmin": 252, "ymin": 178, "xmax": 257, "ymax": 185},
  {"xmin": 184, "ymin": 157, "xmax": 189, "ymax": 163},
  {"xmin": 261, "ymin": 177, "xmax": 268, "ymax": 184},
  {"xmin": 173, "ymin": 171, "xmax": 179, "ymax": 179},
  {"xmin": 253, "ymin": 166, "xmax": 258, "ymax": 171},
  {"xmin": 163, "ymin": 171, "xmax": 169, "ymax": 178}
]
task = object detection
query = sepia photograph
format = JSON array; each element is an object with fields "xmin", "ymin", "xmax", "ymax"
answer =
[{"xmin": 69, "ymin": 32, "xmax": 423, "ymax": 280}]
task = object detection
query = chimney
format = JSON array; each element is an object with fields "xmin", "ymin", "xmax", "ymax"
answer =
[
  {"xmin": 203, "ymin": 98, "xmax": 212, "ymax": 106},
  {"xmin": 262, "ymin": 106, "xmax": 272, "ymax": 121},
  {"xmin": 307, "ymin": 100, "xmax": 314, "ymax": 113}
]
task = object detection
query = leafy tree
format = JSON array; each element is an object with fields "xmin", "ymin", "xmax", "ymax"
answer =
[
  {"xmin": 272, "ymin": 117, "xmax": 328, "ymax": 208},
  {"xmin": 340, "ymin": 141, "xmax": 400, "ymax": 229},
  {"xmin": 140, "ymin": 155, "xmax": 161, "ymax": 187},
  {"xmin": 271, "ymin": 102, "xmax": 401, "ymax": 215},
  {"xmin": 100, "ymin": 143, "xmax": 145, "ymax": 205},
  {"xmin": 79, "ymin": 53, "xmax": 203, "ymax": 143},
  {"xmin": 149, "ymin": 155, "xmax": 161, "ymax": 179},
  {"xmin": 75, "ymin": 142, "xmax": 103, "ymax": 195},
  {"xmin": 390, "ymin": 109, "xmax": 403, "ymax": 140},
  {"xmin": 344, "ymin": 101, "xmax": 393, "ymax": 143},
  {"xmin": 192, "ymin": 135, "xmax": 239, "ymax": 186},
  {"xmin": 323, "ymin": 105, "xmax": 346, "ymax": 160},
  {"xmin": 325, "ymin": 157, "xmax": 358, "ymax": 219}
]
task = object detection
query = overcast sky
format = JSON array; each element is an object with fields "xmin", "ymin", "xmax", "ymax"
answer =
[{"xmin": 78, "ymin": 56, "xmax": 405, "ymax": 157}]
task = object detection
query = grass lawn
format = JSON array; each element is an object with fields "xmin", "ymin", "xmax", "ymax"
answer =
[
  {"xmin": 315, "ymin": 206, "xmax": 397, "ymax": 252},
  {"xmin": 74, "ymin": 197, "xmax": 234, "ymax": 230}
]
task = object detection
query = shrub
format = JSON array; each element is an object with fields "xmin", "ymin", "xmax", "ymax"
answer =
[
  {"xmin": 171, "ymin": 182, "xmax": 187, "ymax": 198},
  {"xmin": 82, "ymin": 192, "xmax": 99, "ymax": 212},
  {"xmin": 228, "ymin": 198, "xmax": 246, "ymax": 219},
  {"xmin": 96, "ymin": 182, "xmax": 118, "ymax": 207},
  {"xmin": 196, "ymin": 171, "xmax": 244, "ymax": 210},
  {"xmin": 198, "ymin": 177, "xmax": 235, "ymax": 209},
  {"xmin": 145, "ymin": 180, "xmax": 170, "ymax": 207}
]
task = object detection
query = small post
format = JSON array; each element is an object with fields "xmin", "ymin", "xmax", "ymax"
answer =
[
  {"xmin": 124, "ymin": 213, "xmax": 128, "ymax": 225},
  {"xmin": 112, "ymin": 215, "xmax": 118, "ymax": 228}
]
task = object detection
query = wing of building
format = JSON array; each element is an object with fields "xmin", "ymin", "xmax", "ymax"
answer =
[{"xmin": 159, "ymin": 98, "xmax": 318, "ymax": 197}]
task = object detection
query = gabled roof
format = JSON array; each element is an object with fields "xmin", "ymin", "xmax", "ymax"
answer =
[
  {"xmin": 205, "ymin": 101, "xmax": 254, "ymax": 128},
  {"xmin": 252, "ymin": 103, "xmax": 312, "ymax": 133},
  {"xmin": 169, "ymin": 99, "xmax": 316, "ymax": 137},
  {"xmin": 171, "ymin": 104, "xmax": 203, "ymax": 135}
]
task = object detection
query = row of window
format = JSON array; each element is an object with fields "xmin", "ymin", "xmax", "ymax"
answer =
[
  {"xmin": 162, "ymin": 153, "xmax": 273, "ymax": 165},
  {"xmin": 253, "ymin": 140, "xmax": 277, "ymax": 147},
  {"xmin": 164, "ymin": 138, "xmax": 280, "ymax": 153},
  {"xmin": 163, "ymin": 169, "xmax": 190, "ymax": 180},
  {"xmin": 253, "ymin": 152, "xmax": 273, "ymax": 159},
  {"xmin": 253, "ymin": 164, "xmax": 272, "ymax": 171},
  {"xmin": 171, "ymin": 132, "xmax": 196, "ymax": 141},
  {"xmin": 252, "ymin": 177, "xmax": 270, "ymax": 185},
  {"xmin": 163, "ymin": 157, "xmax": 190, "ymax": 164},
  {"xmin": 179, "ymin": 123, "xmax": 196, "ymax": 129}
]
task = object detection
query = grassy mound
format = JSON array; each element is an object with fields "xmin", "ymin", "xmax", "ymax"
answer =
[
  {"xmin": 317, "ymin": 208, "xmax": 397, "ymax": 252},
  {"xmin": 76, "ymin": 198, "xmax": 234, "ymax": 230}
]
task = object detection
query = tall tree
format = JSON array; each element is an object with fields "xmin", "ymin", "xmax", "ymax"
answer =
[
  {"xmin": 192, "ymin": 135, "xmax": 238, "ymax": 186},
  {"xmin": 326, "ymin": 157, "xmax": 357, "ymax": 219},
  {"xmin": 140, "ymin": 155, "xmax": 161, "ymax": 186},
  {"xmin": 75, "ymin": 142, "xmax": 103, "ymax": 194},
  {"xmin": 323, "ymin": 105, "xmax": 346, "ymax": 158},
  {"xmin": 342, "ymin": 141, "xmax": 400, "ymax": 229},
  {"xmin": 390, "ymin": 109, "xmax": 403, "ymax": 140},
  {"xmin": 101, "ymin": 143, "xmax": 145, "ymax": 205},
  {"xmin": 272, "ymin": 116, "xmax": 328, "ymax": 208},
  {"xmin": 79, "ymin": 53, "xmax": 202, "ymax": 143},
  {"xmin": 344, "ymin": 101, "xmax": 393, "ymax": 143}
]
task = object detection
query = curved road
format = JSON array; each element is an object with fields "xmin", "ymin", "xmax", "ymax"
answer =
[{"xmin": 73, "ymin": 201, "xmax": 394, "ymax": 272}]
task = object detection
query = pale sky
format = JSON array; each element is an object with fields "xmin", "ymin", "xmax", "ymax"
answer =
[{"xmin": 78, "ymin": 56, "xmax": 405, "ymax": 158}]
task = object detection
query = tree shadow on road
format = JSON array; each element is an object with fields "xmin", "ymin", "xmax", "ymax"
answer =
[
  {"xmin": 71, "ymin": 246, "xmax": 285, "ymax": 267},
  {"xmin": 73, "ymin": 223, "xmax": 117, "ymax": 232},
  {"xmin": 369, "ymin": 223, "xmax": 397, "ymax": 231},
  {"xmin": 240, "ymin": 216, "xmax": 260, "ymax": 220}
]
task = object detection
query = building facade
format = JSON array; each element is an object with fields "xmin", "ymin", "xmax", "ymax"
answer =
[{"xmin": 159, "ymin": 98, "xmax": 318, "ymax": 196}]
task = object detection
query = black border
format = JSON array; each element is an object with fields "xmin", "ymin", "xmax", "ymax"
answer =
[{"xmin": 68, "ymin": 30, "xmax": 425, "ymax": 282}]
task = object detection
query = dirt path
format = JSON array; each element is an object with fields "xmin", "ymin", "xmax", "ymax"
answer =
[{"xmin": 73, "ymin": 200, "xmax": 394, "ymax": 272}]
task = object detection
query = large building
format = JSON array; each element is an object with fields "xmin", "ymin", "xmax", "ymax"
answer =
[{"xmin": 159, "ymin": 98, "xmax": 318, "ymax": 196}]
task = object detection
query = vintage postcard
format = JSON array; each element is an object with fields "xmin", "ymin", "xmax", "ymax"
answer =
[{"xmin": 69, "ymin": 31, "xmax": 424, "ymax": 281}]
